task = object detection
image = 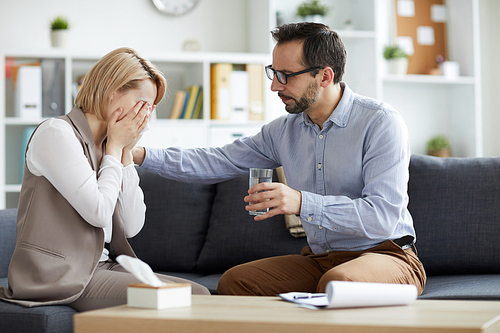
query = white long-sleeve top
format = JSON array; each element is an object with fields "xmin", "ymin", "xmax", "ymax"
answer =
[{"xmin": 26, "ymin": 118, "xmax": 146, "ymax": 261}]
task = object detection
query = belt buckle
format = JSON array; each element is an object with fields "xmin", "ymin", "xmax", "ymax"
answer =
[{"xmin": 401, "ymin": 243, "xmax": 412, "ymax": 250}]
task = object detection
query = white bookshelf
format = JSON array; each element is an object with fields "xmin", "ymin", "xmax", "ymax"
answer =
[
  {"xmin": 0, "ymin": 0, "xmax": 483, "ymax": 208},
  {"xmin": 259, "ymin": 0, "xmax": 482, "ymax": 157},
  {"xmin": 0, "ymin": 50, "xmax": 273, "ymax": 208}
]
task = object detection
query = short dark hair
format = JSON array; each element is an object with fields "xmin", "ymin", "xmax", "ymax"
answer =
[{"xmin": 271, "ymin": 22, "xmax": 347, "ymax": 84}]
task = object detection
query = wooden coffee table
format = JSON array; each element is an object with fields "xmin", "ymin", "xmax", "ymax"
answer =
[{"xmin": 74, "ymin": 295, "xmax": 500, "ymax": 333}]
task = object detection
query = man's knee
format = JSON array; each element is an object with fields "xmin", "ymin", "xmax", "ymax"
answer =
[
  {"xmin": 217, "ymin": 264, "xmax": 253, "ymax": 295},
  {"xmin": 317, "ymin": 267, "xmax": 353, "ymax": 292}
]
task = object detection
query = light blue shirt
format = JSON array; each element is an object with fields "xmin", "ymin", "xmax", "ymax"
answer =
[{"xmin": 142, "ymin": 83, "xmax": 415, "ymax": 253}]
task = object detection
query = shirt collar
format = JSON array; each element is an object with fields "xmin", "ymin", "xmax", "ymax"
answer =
[{"xmin": 300, "ymin": 82, "xmax": 353, "ymax": 129}]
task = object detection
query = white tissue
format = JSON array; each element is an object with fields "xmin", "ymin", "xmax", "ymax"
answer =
[
  {"xmin": 139, "ymin": 105, "xmax": 152, "ymax": 136},
  {"xmin": 116, "ymin": 255, "xmax": 166, "ymax": 287},
  {"xmin": 139, "ymin": 120, "xmax": 150, "ymax": 135}
]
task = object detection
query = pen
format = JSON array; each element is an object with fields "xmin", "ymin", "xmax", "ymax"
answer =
[{"xmin": 293, "ymin": 293, "xmax": 325, "ymax": 299}]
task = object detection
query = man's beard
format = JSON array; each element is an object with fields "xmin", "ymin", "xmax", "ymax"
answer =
[{"xmin": 279, "ymin": 81, "xmax": 320, "ymax": 114}]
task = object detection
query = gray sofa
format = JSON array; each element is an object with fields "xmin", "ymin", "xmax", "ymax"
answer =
[{"xmin": 1, "ymin": 154, "xmax": 500, "ymax": 332}]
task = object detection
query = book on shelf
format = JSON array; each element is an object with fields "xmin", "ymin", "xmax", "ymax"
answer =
[
  {"xmin": 210, "ymin": 63, "xmax": 232, "ymax": 120},
  {"xmin": 170, "ymin": 85, "xmax": 203, "ymax": 119},
  {"xmin": 178, "ymin": 90, "xmax": 191, "ymax": 119},
  {"xmin": 192, "ymin": 87, "xmax": 203, "ymax": 119},
  {"xmin": 170, "ymin": 90, "xmax": 186, "ymax": 119},
  {"xmin": 184, "ymin": 85, "xmax": 201, "ymax": 119}
]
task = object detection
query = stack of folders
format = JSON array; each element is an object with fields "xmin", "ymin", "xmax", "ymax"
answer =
[{"xmin": 170, "ymin": 85, "xmax": 203, "ymax": 119}]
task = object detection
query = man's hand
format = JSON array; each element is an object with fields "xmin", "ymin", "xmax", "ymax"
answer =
[{"xmin": 244, "ymin": 182, "xmax": 302, "ymax": 221}]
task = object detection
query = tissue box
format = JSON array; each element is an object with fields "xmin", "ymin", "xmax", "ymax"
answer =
[{"xmin": 127, "ymin": 283, "xmax": 192, "ymax": 309}]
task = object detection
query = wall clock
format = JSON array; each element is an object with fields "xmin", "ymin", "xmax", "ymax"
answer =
[{"xmin": 151, "ymin": 0, "xmax": 200, "ymax": 16}]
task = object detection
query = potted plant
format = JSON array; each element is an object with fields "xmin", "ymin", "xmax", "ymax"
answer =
[
  {"xmin": 383, "ymin": 45, "xmax": 408, "ymax": 75},
  {"xmin": 50, "ymin": 16, "xmax": 69, "ymax": 48},
  {"xmin": 296, "ymin": 1, "xmax": 329, "ymax": 23},
  {"xmin": 426, "ymin": 135, "xmax": 451, "ymax": 157}
]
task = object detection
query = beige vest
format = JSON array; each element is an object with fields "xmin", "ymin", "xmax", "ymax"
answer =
[{"xmin": 0, "ymin": 107, "xmax": 135, "ymax": 307}]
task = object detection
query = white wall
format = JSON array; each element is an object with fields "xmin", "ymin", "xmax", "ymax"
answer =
[
  {"xmin": 479, "ymin": 0, "xmax": 500, "ymax": 157},
  {"xmin": 1, "ymin": 0, "xmax": 499, "ymax": 155},
  {"xmin": 0, "ymin": 0, "xmax": 248, "ymax": 54}
]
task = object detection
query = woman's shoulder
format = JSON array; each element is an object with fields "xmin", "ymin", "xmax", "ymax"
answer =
[{"xmin": 34, "ymin": 117, "xmax": 74, "ymax": 138}]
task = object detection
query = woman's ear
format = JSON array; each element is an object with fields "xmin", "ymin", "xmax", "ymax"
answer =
[{"xmin": 320, "ymin": 67, "xmax": 335, "ymax": 87}]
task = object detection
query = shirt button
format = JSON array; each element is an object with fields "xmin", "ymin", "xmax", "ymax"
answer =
[
  {"xmin": 318, "ymin": 226, "xmax": 323, "ymax": 229},
  {"xmin": 307, "ymin": 217, "xmax": 312, "ymax": 222},
  {"xmin": 319, "ymin": 135, "xmax": 324, "ymax": 139},
  {"xmin": 317, "ymin": 163, "xmax": 322, "ymax": 169},
  {"xmin": 333, "ymin": 227, "xmax": 338, "ymax": 230}
]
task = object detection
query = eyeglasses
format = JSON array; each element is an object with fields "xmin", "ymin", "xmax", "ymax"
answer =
[{"xmin": 265, "ymin": 65, "xmax": 324, "ymax": 85}]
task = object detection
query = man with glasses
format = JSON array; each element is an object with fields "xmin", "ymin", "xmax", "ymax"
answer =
[{"xmin": 133, "ymin": 22, "xmax": 426, "ymax": 296}]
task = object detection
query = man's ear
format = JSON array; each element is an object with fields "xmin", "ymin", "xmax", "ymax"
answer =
[{"xmin": 320, "ymin": 67, "xmax": 335, "ymax": 87}]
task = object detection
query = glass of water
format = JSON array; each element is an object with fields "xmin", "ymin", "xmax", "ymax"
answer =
[{"xmin": 248, "ymin": 168, "xmax": 273, "ymax": 215}]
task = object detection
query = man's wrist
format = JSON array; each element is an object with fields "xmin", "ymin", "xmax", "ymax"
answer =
[{"xmin": 133, "ymin": 146, "xmax": 146, "ymax": 166}]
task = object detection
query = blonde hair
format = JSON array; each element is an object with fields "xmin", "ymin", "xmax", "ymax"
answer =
[{"xmin": 75, "ymin": 47, "xmax": 166, "ymax": 120}]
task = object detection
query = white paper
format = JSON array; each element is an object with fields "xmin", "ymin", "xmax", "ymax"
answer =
[
  {"xmin": 396, "ymin": 36, "xmax": 415, "ymax": 56},
  {"xmin": 116, "ymin": 255, "xmax": 166, "ymax": 287},
  {"xmin": 417, "ymin": 26, "xmax": 435, "ymax": 45},
  {"xmin": 397, "ymin": 0, "xmax": 415, "ymax": 17},
  {"xmin": 279, "ymin": 281, "xmax": 417, "ymax": 309},
  {"xmin": 431, "ymin": 5, "xmax": 447, "ymax": 22}
]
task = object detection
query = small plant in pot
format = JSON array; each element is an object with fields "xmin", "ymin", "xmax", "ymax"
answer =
[
  {"xmin": 296, "ymin": 0, "xmax": 329, "ymax": 23},
  {"xmin": 427, "ymin": 135, "xmax": 451, "ymax": 157},
  {"xmin": 50, "ymin": 16, "xmax": 70, "ymax": 48},
  {"xmin": 383, "ymin": 45, "xmax": 408, "ymax": 75}
]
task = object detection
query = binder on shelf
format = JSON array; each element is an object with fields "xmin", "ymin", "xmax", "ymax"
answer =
[
  {"xmin": 210, "ymin": 63, "xmax": 232, "ymax": 120},
  {"xmin": 15, "ymin": 65, "xmax": 42, "ymax": 119},
  {"xmin": 246, "ymin": 64, "xmax": 264, "ymax": 121},
  {"xmin": 230, "ymin": 70, "xmax": 249, "ymax": 122},
  {"xmin": 41, "ymin": 58, "xmax": 64, "ymax": 118},
  {"xmin": 170, "ymin": 90, "xmax": 187, "ymax": 119}
]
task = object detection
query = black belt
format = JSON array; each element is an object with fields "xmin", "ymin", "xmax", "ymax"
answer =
[{"xmin": 393, "ymin": 235, "xmax": 414, "ymax": 249}]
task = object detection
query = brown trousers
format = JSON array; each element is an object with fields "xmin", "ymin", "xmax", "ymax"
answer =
[
  {"xmin": 68, "ymin": 260, "xmax": 210, "ymax": 312},
  {"xmin": 217, "ymin": 240, "xmax": 426, "ymax": 296}
]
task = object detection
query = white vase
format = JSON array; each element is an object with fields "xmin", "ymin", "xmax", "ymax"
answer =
[
  {"xmin": 303, "ymin": 15, "xmax": 324, "ymax": 23},
  {"xmin": 50, "ymin": 30, "xmax": 69, "ymax": 48},
  {"xmin": 387, "ymin": 57, "xmax": 408, "ymax": 75}
]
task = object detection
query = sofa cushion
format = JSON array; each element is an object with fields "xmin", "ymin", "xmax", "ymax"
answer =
[
  {"xmin": 156, "ymin": 271, "xmax": 222, "ymax": 294},
  {"xmin": 0, "ymin": 297, "xmax": 75, "ymax": 333},
  {"xmin": 197, "ymin": 174, "xmax": 308, "ymax": 274},
  {"xmin": 419, "ymin": 274, "xmax": 500, "ymax": 300},
  {"xmin": 0, "ymin": 209, "xmax": 17, "ymax": 277},
  {"xmin": 408, "ymin": 155, "xmax": 500, "ymax": 276},
  {"xmin": 129, "ymin": 168, "xmax": 216, "ymax": 273}
]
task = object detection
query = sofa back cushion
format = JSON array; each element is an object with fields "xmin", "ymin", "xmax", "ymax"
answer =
[
  {"xmin": 408, "ymin": 154, "xmax": 500, "ymax": 276},
  {"xmin": 197, "ymin": 173, "xmax": 308, "ymax": 274},
  {"xmin": 129, "ymin": 168, "xmax": 216, "ymax": 273},
  {"xmin": 0, "ymin": 209, "xmax": 17, "ymax": 277}
]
